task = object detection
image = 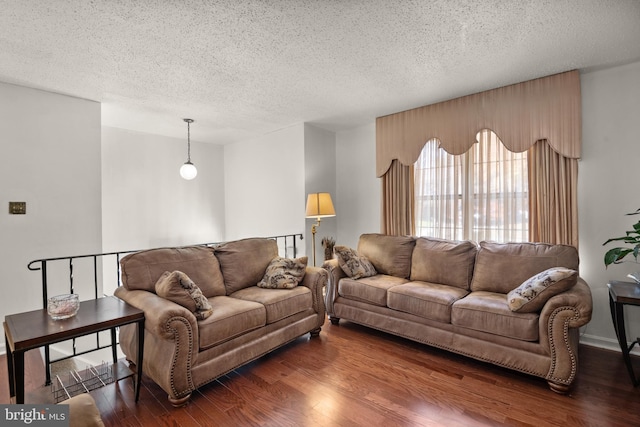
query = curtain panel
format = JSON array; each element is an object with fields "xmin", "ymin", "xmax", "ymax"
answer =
[
  {"xmin": 376, "ymin": 70, "xmax": 581, "ymax": 177},
  {"xmin": 528, "ymin": 140, "xmax": 579, "ymax": 247},
  {"xmin": 381, "ymin": 159, "xmax": 415, "ymax": 236}
]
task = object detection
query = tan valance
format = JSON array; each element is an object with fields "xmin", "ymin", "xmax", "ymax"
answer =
[{"xmin": 376, "ymin": 70, "xmax": 581, "ymax": 177}]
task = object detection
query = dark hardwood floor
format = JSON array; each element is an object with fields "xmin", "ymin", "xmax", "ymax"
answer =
[{"xmin": 2, "ymin": 319, "xmax": 640, "ymax": 426}]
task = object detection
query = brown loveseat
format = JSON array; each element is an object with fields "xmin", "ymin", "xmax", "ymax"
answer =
[
  {"xmin": 114, "ymin": 237, "xmax": 327, "ymax": 406},
  {"xmin": 324, "ymin": 233, "xmax": 593, "ymax": 393}
]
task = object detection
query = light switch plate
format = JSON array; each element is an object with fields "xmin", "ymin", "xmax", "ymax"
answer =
[{"xmin": 9, "ymin": 201, "xmax": 26, "ymax": 214}]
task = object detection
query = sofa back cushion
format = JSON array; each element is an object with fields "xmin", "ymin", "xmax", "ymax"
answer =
[
  {"xmin": 470, "ymin": 241, "xmax": 579, "ymax": 294},
  {"xmin": 357, "ymin": 234, "xmax": 416, "ymax": 278},
  {"xmin": 120, "ymin": 246, "xmax": 225, "ymax": 297},
  {"xmin": 410, "ymin": 237, "xmax": 477, "ymax": 290},
  {"xmin": 214, "ymin": 238, "xmax": 278, "ymax": 294}
]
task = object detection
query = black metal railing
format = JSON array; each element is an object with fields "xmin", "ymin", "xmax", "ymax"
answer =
[
  {"xmin": 28, "ymin": 233, "xmax": 303, "ymax": 307},
  {"xmin": 27, "ymin": 233, "xmax": 303, "ymax": 382}
]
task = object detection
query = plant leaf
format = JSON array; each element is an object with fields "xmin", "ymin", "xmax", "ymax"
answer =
[
  {"xmin": 604, "ymin": 247, "xmax": 634, "ymax": 267},
  {"xmin": 603, "ymin": 236, "xmax": 635, "ymax": 245}
]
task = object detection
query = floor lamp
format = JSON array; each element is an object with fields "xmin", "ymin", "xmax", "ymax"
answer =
[{"xmin": 305, "ymin": 193, "xmax": 336, "ymax": 266}]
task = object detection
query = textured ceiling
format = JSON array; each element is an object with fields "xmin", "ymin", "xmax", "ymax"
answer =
[{"xmin": 1, "ymin": 0, "xmax": 640, "ymax": 144}]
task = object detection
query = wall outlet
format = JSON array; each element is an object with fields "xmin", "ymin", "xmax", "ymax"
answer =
[{"xmin": 9, "ymin": 201, "xmax": 26, "ymax": 214}]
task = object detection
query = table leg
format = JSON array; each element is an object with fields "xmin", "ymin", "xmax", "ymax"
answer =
[
  {"xmin": 5, "ymin": 334, "xmax": 14, "ymax": 398},
  {"xmin": 110, "ymin": 328, "xmax": 118, "ymax": 364},
  {"xmin": 610, "ymin": 294, "xmax": 638, "ymax": 386},
  {"xmin": 135, "ymin": 318, "xmax": 144, "ymax": 402},
  {"xmin": 14, "ymin": 351, "xmax": 25, "ymax": 404},
  {"xmin": 44, "ymin": 344, "xmax": 51, "ymax": 386}
]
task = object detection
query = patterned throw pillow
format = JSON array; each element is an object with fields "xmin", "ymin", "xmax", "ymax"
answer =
[
  {"xmin": 334, "ymin": 245, "xmax": 377, "ymax": 279},
  {"xmin": 155, "ymin": 270, "xmax": 213, "ymax": 320},
  {"xmin": 258, "ymin": 256, "xmax": 308, "ymax": 289},
  {"xmin": 507, "ymin": 267, "xmax": 578, "ymax": 313}
]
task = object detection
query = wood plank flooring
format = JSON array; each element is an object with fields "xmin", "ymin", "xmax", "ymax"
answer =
[{"xmin": 2, "ymin": 319, "xmax": 640, "ymax": 426}]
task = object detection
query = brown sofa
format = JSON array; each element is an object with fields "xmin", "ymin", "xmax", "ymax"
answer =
[
  {"xmin": 114, "ymin": 237, "xmax": 327, "ymax": 406},
  {"xmin": 324, "ymin": 233, "xmax": 593, "ymax": 393}
]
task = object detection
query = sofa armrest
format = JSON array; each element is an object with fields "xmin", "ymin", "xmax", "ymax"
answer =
[
  {"xmin": 300, "ymin": 266, "xmax": 328, "ymax": 329},
  {"xmin": 322, "ymin": 258, "xmax": 346, "ymax": 317},
  {"xmin": 539, "ymin": 278, "xmax": 593, "ymax": 340},
  {"xmin": 114, "ymin": 286, "xmax": 199, "ymax": 399},
  {"xmin": 114, "ymin": 286, "xmax": 199, "ymax": 344},
  {"xmin": 538, "ymin": 278, "xmax": 593, "ymax": 386}
]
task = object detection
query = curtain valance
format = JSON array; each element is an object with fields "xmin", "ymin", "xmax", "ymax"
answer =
[{"xmin": 376, "ymin": 70, "xmax": 581, "ymax": 177}]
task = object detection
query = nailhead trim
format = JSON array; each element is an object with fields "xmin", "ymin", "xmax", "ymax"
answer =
[
  {"xmin": 546, "ymin": 306, "xmax": 580, "ymax": 385},
  {"xmin": 165, "ymin": 316, "xmax": 195, "ymax": 399}
]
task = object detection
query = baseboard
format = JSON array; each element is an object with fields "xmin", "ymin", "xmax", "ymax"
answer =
[{"xmin": 580, "ymin": 333, "xmax": 640, "ymax": 356}]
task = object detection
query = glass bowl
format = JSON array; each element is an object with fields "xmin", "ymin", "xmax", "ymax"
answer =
[{"xmin": 47, "ymin": 294, "xmax": 80, "ymax": 320}]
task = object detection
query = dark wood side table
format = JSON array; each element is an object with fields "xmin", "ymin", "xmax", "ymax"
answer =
[
  {"xmin": 4, "ymin": 296, "xmax": 144, "ymax": 404},
  {"xmin": 608, "ymin": 280, "xmax": 640, "ymax": 386}
]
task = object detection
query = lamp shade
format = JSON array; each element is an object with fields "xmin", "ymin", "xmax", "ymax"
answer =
[{"xmin": 305, "ymin": 193, "xmax": 336, "ymax": 218}]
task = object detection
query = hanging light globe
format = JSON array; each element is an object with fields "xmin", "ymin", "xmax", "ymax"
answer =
[
  {"xmin": 180, "ymin": 118, "xmax": 197, "ymax": 180},
  {"xmin": 180, "ymin": 161, "xmax": 197, "ymax": 180}
]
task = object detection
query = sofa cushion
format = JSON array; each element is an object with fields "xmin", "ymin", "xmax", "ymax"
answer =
[
  {"xmin": 334, "ymin": 246, "xmax": 377, "ymax": 279},
  {"xmin": 507, "ymin": 267, "xmax": 578, "ymax": 313},
  {"xmin": 388, "ymin": 281, "xmax": 469, "ymax": 323},
  {"xmin": 155, "ymin": 270, "xmax": 213, "ymax": 320},
  {"xmin": 231, "ymin": 286, "xmax": 313, "ymax": 324},
  {"xmin": 198, "ymin": 296, "xmax": 266, "ymax": 350},
  {"xmin": 120, "ymin": 246, "xmax": 226, "ymax": 297},
  {"xmin": 338, "ymin": 274, "xmax": 408, "ymax": 306},
  {"xmin": 451, "ymin": 291, "xmax": 539, "ymax": 341},
  {"xmin": 214, "ymin": 238, "xmax": 279, "ymax": 294},
  {"xmin": 258, "ymin": 256, "xmax": 308, "ymax": 289},
  {"xmin": 410, "ymin": 237, "xmax": 477, "ymax": 290},
  {"xmin": 357, "ymin": 234, "xmax": 416, "ymax": 278},
  {"xmin": 470, "ymin": 241, "xmax": 579, "ymax": 294}
]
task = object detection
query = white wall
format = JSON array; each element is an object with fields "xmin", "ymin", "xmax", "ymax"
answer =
[
  {"xmin": 102, "ymin": 126, "xmax": 225, "ymax": 252},
  {"xmin": 0, "ymin": 83, "xmax": 102, "ymax": 328},
  {"xmin": 578, "ymin": 60, "xmax": 640, "ymax": 351},
  {"xmin": 304, "ymin": 124, "xmax": 337, "ymax": 265},
  {"xmin": 224, "ymin": 124, "xmax": 306, "ymax": 252},
  {"xmin": 335, "ymin": 123, "xmax": 380, "ymax": 248}
]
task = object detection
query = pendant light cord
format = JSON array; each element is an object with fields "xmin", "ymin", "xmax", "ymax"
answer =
[
  {"xmin": 183, "ymin": 118, "xmax": 194, "ymax": 163},
  {"xmin": 187, "ymin": 120, "xmax": 191, "ymax": 162}
]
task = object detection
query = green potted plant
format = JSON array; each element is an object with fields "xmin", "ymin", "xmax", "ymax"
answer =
[{"xmin": 603, "ymin": 208, "xmax": 640, "ymax": 282}]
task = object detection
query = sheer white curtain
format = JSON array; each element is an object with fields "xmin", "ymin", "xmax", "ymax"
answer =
[
  {"xmin": 415, "ymin": 130, "xmax": 528, "ymax": 242},
  {"xmin": 414, "ymin": 138, "xmax": 464, "ymax": 240}
]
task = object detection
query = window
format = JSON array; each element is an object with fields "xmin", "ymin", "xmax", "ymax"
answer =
[{"xmin": 414, "ymin": 130, "xmax": 528, "ymax": 242}]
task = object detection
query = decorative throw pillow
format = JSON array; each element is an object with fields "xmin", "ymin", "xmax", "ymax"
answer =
[
  {"xmin": 507, "ymin": 267, "xmax": 578, "ymax": 313},
  {"xmin": 333, "ymin": 245, "xmax": 377, "ymax": 279},
  {"xmin": 257, "ymin": 256, "xmax": 308, "ymax": 289},
  {"xmin": 155, "ymin": 270, "xmax": 213, "ymax": 320}
]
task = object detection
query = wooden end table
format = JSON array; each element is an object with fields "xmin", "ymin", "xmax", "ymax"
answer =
[
  {"xmin": 608, "ymin": 280, "xmax": 640, "ymax": 386},
  {"xmin": 4, "ymin": 296, "xmax": 144, "ymax": 404}
]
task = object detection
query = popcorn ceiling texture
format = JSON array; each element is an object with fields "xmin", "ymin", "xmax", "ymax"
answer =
[{"xmin": 0, "ymin": 0, "xmax": 639, "ymax": 143}]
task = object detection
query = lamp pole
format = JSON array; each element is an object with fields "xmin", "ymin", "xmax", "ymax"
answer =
[{"xmin": 311, "ymin": 217, "xmax": 322, "ymax": 266}]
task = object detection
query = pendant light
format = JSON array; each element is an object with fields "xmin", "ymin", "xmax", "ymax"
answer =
[{"xmin": 180, "ymin": 118, "xmax": 198, "ymax": 180}]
